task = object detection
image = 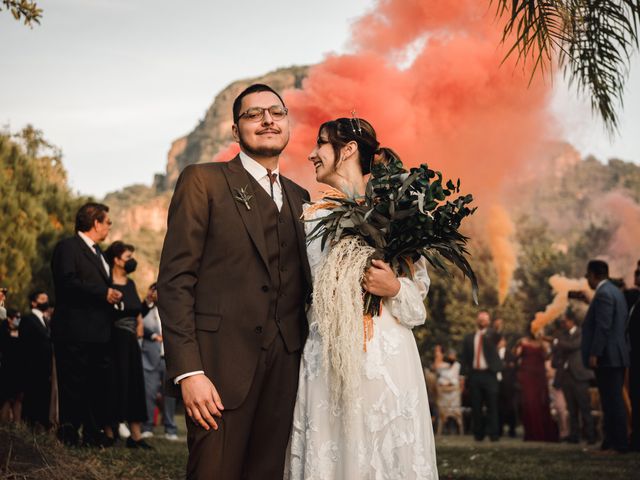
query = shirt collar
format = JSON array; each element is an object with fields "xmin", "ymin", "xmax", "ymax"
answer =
[
  {"xmin": 77, "ymin": 231, "xmax": 95, "ymax": 249},
  {"xmin": 32, "ymin": 308, "xmax": 44, "ymax": 320},
  {"xmin": 569, "ymin": 325, "xmax": 577, "ymax": 335},
  {"xmin": 596, "ymin": 279, "xmax": 608, "ymax": 291},
  {"xmin": 239, "ymin": 151, "xmax": 280, "ymax": 183}
]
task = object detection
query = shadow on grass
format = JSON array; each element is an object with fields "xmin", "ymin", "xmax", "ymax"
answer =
[{"xmin": 2, "ymin": 421, "xmax": 639, "ymax": 479}]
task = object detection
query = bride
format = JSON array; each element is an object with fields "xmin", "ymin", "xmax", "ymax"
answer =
[{"xmin": 285, "ymin": 117, "xmax": 438, "ymax": 479}]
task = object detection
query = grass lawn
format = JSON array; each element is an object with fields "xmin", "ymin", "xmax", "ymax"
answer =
[{"xmin": 1, "ymin": 417, "xmax": 639, "ymax": 479}]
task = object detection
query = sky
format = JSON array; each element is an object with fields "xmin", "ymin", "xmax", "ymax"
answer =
[{"xmin": 1, "ymin": 0, "xmax": 639, "ymax": 198}]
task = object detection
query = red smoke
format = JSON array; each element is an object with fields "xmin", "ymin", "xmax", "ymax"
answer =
[
  {"xmin": 280, "ymin": 0, "xmax": 555, "ymax": 199},
  {"xmin": 215, "ymin": 0, "xmax": 557, "ymax": 300},
  {"xmin": 602, "ymin": 192, "xmax": 640, "ymax": 284},
  {"xmin": 487, "ymin": 204, "xmax": 516, "ymax": 303},
  {"xmin": 530, "ymin": 275, "xmax": 591, "ymax": 335}
]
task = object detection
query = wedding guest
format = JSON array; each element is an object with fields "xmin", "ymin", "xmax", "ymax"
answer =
[
  {"xmin": 629, "ymin": 267, "xmax": 640, "ymax": 452},
  {"xmin": 554, "ymin": 310, "xmax": 596, "ymax": 444},
  {"xmin": 547, "ymin": 349, "xmax": 569, "ymax": 440},
  {"xmin": 140, "ymin": 283, "xmax": 178, "ymax": 441},
  {"xmin": 497, "ymin": 335, "xmax": 518, "ymax": 438},
  {"xmin": 104, "ymin": 241, "xmax": 151, "ymax": 449},
  {"xmin": 515, "ymin": 326, "xmax": 558, "ymax": 442},
  {"xmin": 19, "ymin": 290, "xmax": 53, "ymax": 429},
  {"xmin": 51, "ymin": 202, "xmax": 120, "ymax": 447},
  {"xmin": 492, "ymin": 318, "xmax": 505, "ymax": 336},
  {"xmin": 434, "ymin": 347, "xmax": 462, "ymax": 434},
  {"xmin": 582, "ymin": 259, "xmax": 629, "ymax": 453},
  {"xmin": 0, "ymin": 308, "xmax": 24, "ymax": 423},
  {"xmin": 462, "ymin": 311, "xmax": 503, "ymax": 441}
]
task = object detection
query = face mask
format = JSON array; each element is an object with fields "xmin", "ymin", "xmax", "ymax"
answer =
[
  {"xmin": 36, "ymin": 302, "xmax": 49, "ymax": 312},
  {"xmin": 124, "ymin": 258, "xmax": 138, "ymax": 274}
]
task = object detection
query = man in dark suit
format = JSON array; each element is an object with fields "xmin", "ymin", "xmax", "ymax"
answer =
[
  {"xmin": 462, "ymin": 311, "xmax": 503, "ymax": 441},
  {"xmin": 19, "ymin": 290, "xmax": 53, "ymax": 429},
  {"xmin": 158, "ymin": 83, "xmax": 311, "ymax": 479},
  {"xmin": 581, "ymin": 259, "xmax": 629, "ymax": 453},
  {"xmin": 627, "ymin": 267, "xmax": 640, "ymax": 452},
  {"xmin": 50, "ymin": 202, "xmax": 122, "ymax": 446},
  {"xmin": 554, "ymin": 310, "xmax": 595, "ymax": 444}
]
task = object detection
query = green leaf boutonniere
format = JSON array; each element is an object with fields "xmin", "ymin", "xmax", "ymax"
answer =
[{"xmin": 234, "ymin": 185, "xmax": 254, "ymax": 211}]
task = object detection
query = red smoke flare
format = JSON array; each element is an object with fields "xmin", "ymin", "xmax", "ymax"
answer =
[
  {"xmin": 216, "ymin": 0, "xmax": 557, "ymax": 300},
  {"xmin": 280, "ymin": 0, "xmax": 554, "ymax": 200}
]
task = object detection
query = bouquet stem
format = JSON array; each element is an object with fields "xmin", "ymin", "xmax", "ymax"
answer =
[{"xmin": 363, "ymin": 292, "xmax": 382, "ymax": 318}]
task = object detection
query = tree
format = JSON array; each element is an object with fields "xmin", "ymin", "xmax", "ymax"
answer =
[
  {"xmin": 0, "ymin": 126, "xmax": 86, "ymax": 311},
  {"xmin": 495, "ymin": 0, "xmax": 640, "ymax": 132},
  {"xmin": 1, "ymin": 0, "xmax": 41, "ymax": 27},
  {"xmin": 417, "ymin": 240, "xmax": 500, "ymax": 364}
]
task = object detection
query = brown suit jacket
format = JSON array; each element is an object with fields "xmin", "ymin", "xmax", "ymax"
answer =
[{"xmin": 157, "ymin": 156, "xmax": 311, "ymax": 409}]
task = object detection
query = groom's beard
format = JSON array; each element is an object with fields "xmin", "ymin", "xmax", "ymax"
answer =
[{"xmin": 239, "ymin": 140, "xmax": 287, "ymax": 158}]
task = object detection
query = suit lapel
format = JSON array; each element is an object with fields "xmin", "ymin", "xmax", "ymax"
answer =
[
  {"xmin": 222, "ymin": 156, "xmax": 272, "ymax": 279},
  {"xmin": 75, "ymin": 235, "xmax": 110, "ymax": 283},
  {"xmin": 280, "ymin": 176, "xmax": 312, "ymax": 289}
]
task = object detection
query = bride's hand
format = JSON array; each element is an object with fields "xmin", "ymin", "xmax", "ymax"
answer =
[{"xmin": 364, "ymin": 260, "xmax": 401, "ymax": 298}]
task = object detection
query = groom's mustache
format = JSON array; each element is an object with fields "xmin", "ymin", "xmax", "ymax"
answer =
[{"xmin": 256, "ymin": 127, "xmax": 281, "ymax": 135}]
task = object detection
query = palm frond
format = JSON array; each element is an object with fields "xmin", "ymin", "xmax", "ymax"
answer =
[{"xmin": 493, "ymin": 0, "xmax": 640, "ymax": 132}]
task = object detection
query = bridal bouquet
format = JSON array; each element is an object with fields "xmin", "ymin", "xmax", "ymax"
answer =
[{"xmin": 307, "ymin": 150, "xmax": 478, "ymax": 320}]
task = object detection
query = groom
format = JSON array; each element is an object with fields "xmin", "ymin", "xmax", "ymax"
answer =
[{"xmin": 158, "ymin": 83, "xmax": 311, "ymax": 479}]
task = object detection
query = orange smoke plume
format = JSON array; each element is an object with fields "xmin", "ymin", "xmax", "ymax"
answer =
[
  {"xmin": 280, "ymin": 0, "xmax": 554, "ymax": 198},
  {"xmin": 602, "ymin": 192, "xmax": 640, "ymax": 285},
  {"xmin": 486, "ymin": 204, "xmax": 516, "ymax": 303},
  {"xmin": 530, "ymin": 275, "xmax": 591, "ymax": 335},
  {"xmin": 214, "ymin": 1, "xmax": 556, "ymax": 299}
]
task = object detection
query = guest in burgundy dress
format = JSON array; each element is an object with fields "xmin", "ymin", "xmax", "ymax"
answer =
[{"xmin": 515, "ymin": 331, "xmax": 559, "ymax": 442}]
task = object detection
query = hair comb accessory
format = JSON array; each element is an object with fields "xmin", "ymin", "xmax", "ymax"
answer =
[{"xmin": 350, "ymin": 109, "xmax": 362, "ymax": 135}]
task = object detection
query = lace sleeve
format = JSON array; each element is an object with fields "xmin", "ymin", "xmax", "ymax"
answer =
[{"xmin": 386, "ymin": 257, "xmax": 430, "ymax": 329}]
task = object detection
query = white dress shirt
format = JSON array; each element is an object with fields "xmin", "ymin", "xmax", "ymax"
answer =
[
  {"xmin": 78, "ymin": 231, "xmax": 110, "ymax": 276},
  {"xmin": 473, "ymin": 329, "xmax": 488, "ymax": 370},
  {"xmin": 239, "ymin": 151, "xmax": 283, "ymax": 210},
  {"xmin": 31, "ymin": 308, "xmax": 47, "ymax": 328},
  {"xmin": 595, "ymin": 279, "xmax": 607, "ymax": 292},
  {"xmin": 174, "ymin": 152, "xmax": 284, "ymax": 385}
]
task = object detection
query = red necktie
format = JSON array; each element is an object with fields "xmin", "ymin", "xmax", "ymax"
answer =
[
  {"xmin": 475, "ymin": 332, "xmax": 483, "ymax": 369},
  {"xmin": 266, "ymin": 169, "xmax": 277, "ymax": 199}
]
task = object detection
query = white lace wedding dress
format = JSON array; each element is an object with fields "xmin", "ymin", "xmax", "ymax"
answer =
[{"xmin": 285, "ymin": 209, "xmax": 438, "ymax": 480}]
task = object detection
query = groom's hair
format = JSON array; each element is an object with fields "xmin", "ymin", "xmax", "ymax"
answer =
[{"xmin": 233, "ymin": 83, "xmax": 286, "ymax": 123}]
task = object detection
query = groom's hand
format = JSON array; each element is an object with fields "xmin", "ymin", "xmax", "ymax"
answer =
[
  {"xmin": 364, "ymin": 260, "xmax": 401, "ymax": 298},
  {"xmin": 180, "ymin": 374, "xmax": 224, "ymax": 431}
]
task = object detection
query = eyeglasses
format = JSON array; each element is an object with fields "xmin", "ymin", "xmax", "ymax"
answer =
[{"xmin": 238, "ymin": 105, "xmax": 288, "ymax": 122}]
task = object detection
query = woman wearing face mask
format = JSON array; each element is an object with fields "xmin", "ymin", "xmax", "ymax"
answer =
[{"xmin": 104, "ymin": 241, "xmax": 151, "ymax": 449}]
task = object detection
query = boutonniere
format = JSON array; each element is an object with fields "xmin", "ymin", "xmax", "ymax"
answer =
[{"xmin": 234, "ymin": 185, "xmax": 253, "ymax": 211}]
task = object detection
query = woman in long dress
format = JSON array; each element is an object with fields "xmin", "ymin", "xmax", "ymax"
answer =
[
  {"xmin": 286, "ymin": 118, "xmax": 438, "ymax": 480},
  {"xmin": 515, "ymin": 331, "xmax": 559, "ymax": 442}
]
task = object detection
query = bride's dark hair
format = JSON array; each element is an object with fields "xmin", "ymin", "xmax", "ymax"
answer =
[{"xmin": 319, "ymin": 117, "xmax": 397, "ymax": 175}]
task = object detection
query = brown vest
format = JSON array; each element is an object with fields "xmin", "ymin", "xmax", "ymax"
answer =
[{"xmin": 248, "ymin": 175, "xmax": 306, "ymax": 350}]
